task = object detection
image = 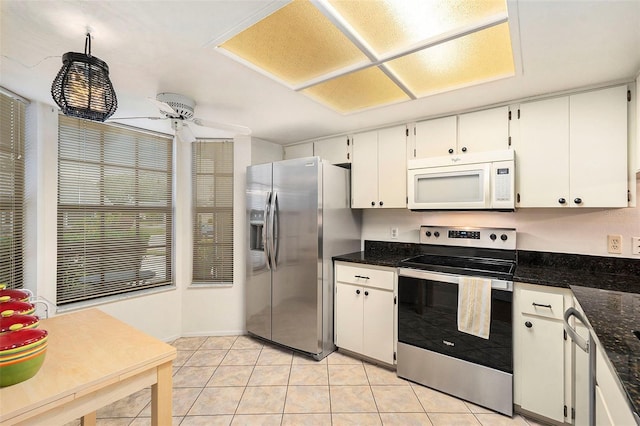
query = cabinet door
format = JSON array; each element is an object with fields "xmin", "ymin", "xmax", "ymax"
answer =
[
  {"xmin": 377, "ymin": 125, "xmax": 407, "ymax": 208},
  {"xmin": 569, "ymin": 86, "xmax": 628, "ymax": 207},
  {"xmin": 519, "ymin": 314, "xmax": 566, "ymax": 423},
  {"xmin": 514, "ymin": 96, "xmax": 570, "ymax": 207},
  {"xmin": 414, "ymin": 116, "xmax": 457, "ymax": 158},
  {"xmin": 362, "ymin": 288, "xmax": 395, "ymax": 364},
  {"xmin": 351, "ymin": 130, "xmax": 379, "ymax": 208},
  {"xmin": 284, "ymin": 142, "xmax": 313, "ymax": 160},
  {"xmin": 335, "ymin": 282, "xmax": 363, "ymax": 354},
  {"xmin": 458, "ymin": 106, "xmax": 509, "ymax": 154},
  {"xmin": 314, "ymin": 136, "xmax": 351, "ymax": 165}
]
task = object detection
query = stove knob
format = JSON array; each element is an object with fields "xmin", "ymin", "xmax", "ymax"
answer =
[
  {"xmin": 425, "ymin": 231, "xmax": 432, "ymax": 237},
  {"xmin": 490, "ymin": 233, "xmax": 497, "ymax": 241},
  {"xmin": 434, "ymin": 231, "xmax": 440, "ymax": 238},
  {"xmin": 501, "ymin": 234, "xmax": 508, "ymax": 241}
]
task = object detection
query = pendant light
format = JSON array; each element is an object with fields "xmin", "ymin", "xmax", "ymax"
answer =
[{"xmin": 51, "ymin": 33, "xmax": 117, "ymax": 122}]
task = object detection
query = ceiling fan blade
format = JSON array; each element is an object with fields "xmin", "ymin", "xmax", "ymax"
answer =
[
  {"xmin": 192, "ymin": 117, "xmax": 252, "ymax": 135},
  {"xmin": 109, "ymin": 116, "xmax": 167, "ymax": 121},
  {"xmin": 148, "ymin": 97, "xmax": 179, "ymax": 117}
]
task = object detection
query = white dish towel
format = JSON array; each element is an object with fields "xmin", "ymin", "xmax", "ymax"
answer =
[{"xmin": 457, "ymin": 276, "xmax": 492, "ymax": 339}]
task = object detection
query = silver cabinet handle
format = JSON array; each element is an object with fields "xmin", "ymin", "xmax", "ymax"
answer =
[{"xmin": 532, "ymin": 302, "xmax": 552, "ymax": 309}]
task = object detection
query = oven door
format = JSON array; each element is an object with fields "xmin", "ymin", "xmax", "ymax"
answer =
[{"xmin": 398, "ymin": 268, "xmax": 512, "ymax": 373}]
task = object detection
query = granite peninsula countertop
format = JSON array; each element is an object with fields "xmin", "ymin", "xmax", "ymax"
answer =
[{"xmin": 333, "ymin": 241, "xmax": 640, "ymax": 417}]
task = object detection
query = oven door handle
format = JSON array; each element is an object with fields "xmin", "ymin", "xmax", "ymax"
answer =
[
  {"xmin": 398, "ymin": 268, "xmax": 513, "ymax": 292},
  {"xmin": 399, "ymin": 268, "xmax": 458, "ymax": 284}
]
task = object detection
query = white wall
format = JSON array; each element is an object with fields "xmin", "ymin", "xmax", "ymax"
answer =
[
  {"xmin": 180, "ymin": 136, "xmax": 252, "ymax": 336},
  {"xmin": 362, "ymin": 177, "xmax": 640, "ymax": 258},
  {"xmin": 251, "ymin": 138, "xmax": 282, "ymax": 165}
]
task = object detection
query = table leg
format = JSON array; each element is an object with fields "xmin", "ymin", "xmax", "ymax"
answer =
[
  {"xmin": 151, "ymin": 361, "xmax": 173, "ymax": 426},
  {"xmin": 80, "ymin": 411, "xmax": 97, "ymax": 426}
]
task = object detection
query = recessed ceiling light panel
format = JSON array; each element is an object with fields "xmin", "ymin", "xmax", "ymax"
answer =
[
  {"xmin": 385, "ymin": 22, "xmax": 515, "ymax": 97},
  {"xmin": 327, "ymin": 0, "xmax": 508, "ymax": 57},
  {"xmin": 220, "ymin": 0, "xmax": 368, "ymax": 86},
  {"xmin": 302, "ymin": 66, "xmax": 410, "ymax": 113},
  {"xmin": 217, "ymin": 0, "xmax": 516, "ymax": 114}
]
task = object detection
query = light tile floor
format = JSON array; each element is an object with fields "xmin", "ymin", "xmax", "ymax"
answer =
[{"xmin": 66, "ymin": 335, "xmax": 547, "ymax": 426}]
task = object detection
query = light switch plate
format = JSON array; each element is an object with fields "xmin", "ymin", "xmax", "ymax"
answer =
[{"xmin": 632, "ymin": 237, "xmax": 640, "ymax": 255}]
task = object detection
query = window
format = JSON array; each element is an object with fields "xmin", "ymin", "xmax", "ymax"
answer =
[
  {"xmin": 192, "ymin": 140, "xmax": 233, "ymax": 284},
  {"xmin": 0, "ymin": 91, "xmax": 25, "ymax": 289},
  {"xmin": 57, "ymin": 116, "xmax": 173, "ymax": 304}
]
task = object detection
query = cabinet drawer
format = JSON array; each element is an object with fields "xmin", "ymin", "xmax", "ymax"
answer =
[
  {"xmin": 520, "ymin": 288, "xmax": 565, "ymax": 319},
  {"xmin": 335, "ymin": 263, "xmax": 394, "ymax": 291}
]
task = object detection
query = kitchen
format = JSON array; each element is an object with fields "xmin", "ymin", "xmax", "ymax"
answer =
[{"xmin": 1, "ymin": 0, "xmax": 640, "ymax": 425}]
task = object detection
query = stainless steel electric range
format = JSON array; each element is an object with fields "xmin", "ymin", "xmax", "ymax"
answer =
[{"xmin": 397, "ymin": 225, "xmax": 516, "ymax": 416}]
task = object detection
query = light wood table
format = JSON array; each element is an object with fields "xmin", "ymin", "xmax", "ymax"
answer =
[{"xmin": 0, "ymin": 308, "xmax": 176, "ymax": 425}]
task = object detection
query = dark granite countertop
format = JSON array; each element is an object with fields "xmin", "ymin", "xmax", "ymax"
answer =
[
  {"xmin": 570, "ymin": 285, "xmax": 640, "ymax": 416},
  {"xmin": 333, "ymin": 241, "xmax": 640, "ymax": 417}
]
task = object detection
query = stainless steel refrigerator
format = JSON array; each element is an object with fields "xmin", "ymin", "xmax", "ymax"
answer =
[{"xmin": 246, "ymin": 157, "xmax": 361, "ymax": 360}]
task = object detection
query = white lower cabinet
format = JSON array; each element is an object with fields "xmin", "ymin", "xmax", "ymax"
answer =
[
  {"xmin": 334, "ymin": 261, "xmax": 396, "ymax": 364},
  {"xmin": 514, "ymin": 283, "xmax": 573, "ymax": 424}
]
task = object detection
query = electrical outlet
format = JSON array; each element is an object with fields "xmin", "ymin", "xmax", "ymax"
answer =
[
  {"xmin": 632, "ymin": 237, "xmax": 640, "ymax": 255},
  {"xmin": 607, "ymin": 234, "xmax": 622, "ymax": 254},
  {"xmin": 390, "ymin": 227, "xmax": 399, "ymax": 239}
]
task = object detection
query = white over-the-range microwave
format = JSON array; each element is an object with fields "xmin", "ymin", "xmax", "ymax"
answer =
[{"xmin": 407, "ymin": 149, "xmax": 515, "ymax": 210}]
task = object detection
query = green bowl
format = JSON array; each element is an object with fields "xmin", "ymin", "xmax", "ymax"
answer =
[{"xmin": 0, "ymin": 348, "xmax": 46, "ymax": 387}]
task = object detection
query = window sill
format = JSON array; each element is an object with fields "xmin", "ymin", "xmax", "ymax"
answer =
[
  {"xmin": 188, "ymin": 282, "xmax": 234, "ymax": 289},
  {"xmin": 55, "ymin": 285, "xmax": 177, "ymax": 314}
]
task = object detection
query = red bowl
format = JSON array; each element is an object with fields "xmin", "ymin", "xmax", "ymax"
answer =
[
  {"xmin": 0, "ymin": 287, "xmax": 32, "ymax": 303},
  {"xmin": 0, "ymin": 328, "xmax": 48, "ymax": 353},
  {"xmin": 0, "ymin": 311, "xmax": 39, "ymax": 334},
  {"xmin": 0, "ymin": 300, "xmax": 35, "ymax": 316}
]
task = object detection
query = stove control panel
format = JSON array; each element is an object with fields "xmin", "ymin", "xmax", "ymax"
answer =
[{"xmin": 419, "ymin": 225, "xmax": 516, "ymax": 250}]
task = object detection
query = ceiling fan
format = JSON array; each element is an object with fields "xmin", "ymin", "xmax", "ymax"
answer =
[{"xmin": 111, "ymin": 93, "xmax": 251, "ymax": 142}]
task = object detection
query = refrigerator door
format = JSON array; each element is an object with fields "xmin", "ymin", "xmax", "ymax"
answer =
[
  {"xmin": 271, "ymin": 157, "xmax": 322, "ymax": 354},
  {"xmin": 246, "ymin": 162, "xmax": 273, "ymax": 341}
]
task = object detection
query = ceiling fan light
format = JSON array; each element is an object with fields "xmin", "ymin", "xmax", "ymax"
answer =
[{"xmin": 51, "ymin": 34, "xmax": 117, "ymax": 122}]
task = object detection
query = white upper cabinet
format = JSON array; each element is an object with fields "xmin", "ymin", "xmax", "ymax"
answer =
[
  {"xmin": 412, "ymin": 116, "xmax": 457, "ymax": 158},
  {"xmin": 283, "ymin": 142, "xmax": 313, "ymax": 160},
  {"xmin": 458, "ymin": 106, "xmax": 510, "ymax": 153},
  {"xmin": 313, "ymin": 135, "xmax": 351, "ymax": 165},
  {"xmin": 514, "ymin": 96, "xmax": 570, "ymax": 207},
  {"xmin": 513, "ymin": 85, "xmax": 628, "ymax": 208},
  {"xmin": 569, "ymin": 87, "xmax": 628, "ymax": 207},
  {"xmin": 410, "ymin": 106, "xmax": 509, "ymax": 159},
  {"xmin": 351, "ymin": 125, "xmax": 407, "ymax": 208}
]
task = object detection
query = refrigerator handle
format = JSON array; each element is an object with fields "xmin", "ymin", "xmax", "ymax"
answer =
[
  {"xmin": 264, "ymin": 192, "xmax": 272, "ymax": 270},
  {"xmin": 270, "ymin": 191, "xmax": 279, "ymax": 270}
]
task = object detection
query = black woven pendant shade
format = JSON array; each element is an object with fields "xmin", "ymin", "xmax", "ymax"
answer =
[{"xmin": 51, "ymin": 33, "xmax": 117, "ymax": 122}]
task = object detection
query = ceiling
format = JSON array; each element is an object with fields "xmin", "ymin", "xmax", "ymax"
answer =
[{"xmin": 1, "ymin": 0, "xmax": 639, "ymax": 145}]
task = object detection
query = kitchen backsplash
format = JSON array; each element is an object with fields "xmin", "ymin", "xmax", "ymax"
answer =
[{"xmin": 361, "ymin": 177, "xmax": 640, "ymax": 258}]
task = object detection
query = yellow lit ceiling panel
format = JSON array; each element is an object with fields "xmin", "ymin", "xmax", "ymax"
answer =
[
  {"xmin": 301, "ymin": 66, "xmax": 410, "ymax": 113},
  {"xmin": 217, "ymin": 0, "xmax": 516, "ymax": 114},
  {"xmin": 385, "ymin": 22, "xmax": 515, "ymax": 97},
  {"xmin": 219, "ymin": 0, "xmax": 369, "ymax": 86},
  {"xmin": 327, "ymin": 0, "xmax": 508, "ymax": 56}
]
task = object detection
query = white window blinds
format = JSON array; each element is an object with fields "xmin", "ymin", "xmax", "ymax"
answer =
[
  {"xmin": 57, "ymin": 116, "xmax": 173, "ymax": 304},
  {"xmin": 192, "ymin": 140, "xmax": 234, "ymax": 284},
  {"xmin": 0, "ymin": 92, "xmax": 25, "ymax": 290}
]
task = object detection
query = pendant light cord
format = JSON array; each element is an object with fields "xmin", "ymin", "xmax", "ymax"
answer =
[{"xmin": 84, "ymin": 33, "xmax": 92, "ymax": 57}]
